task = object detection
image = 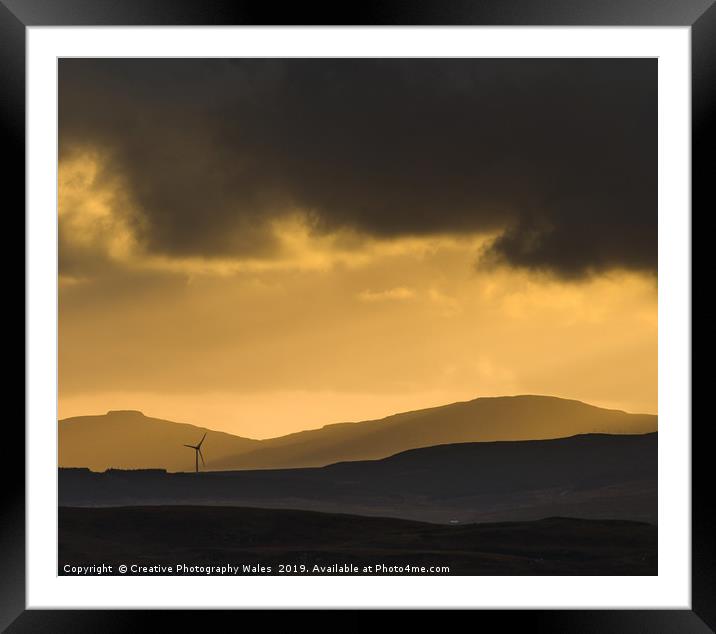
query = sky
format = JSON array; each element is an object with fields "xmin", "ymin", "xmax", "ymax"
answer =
[{"xmin": 58, "ymin": 58, "xmax": 657, "ymax": 439}]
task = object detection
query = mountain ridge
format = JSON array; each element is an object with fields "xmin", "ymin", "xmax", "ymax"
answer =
[
  {"xmin": 59, "ymin": 394, "xmax": 657, "ymax": 472},
  {"xmin": 59, "ymin": 432, "xmax": 658, "ymax": 525}
]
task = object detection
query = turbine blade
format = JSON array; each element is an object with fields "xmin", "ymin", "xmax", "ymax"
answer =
[
  {"xmin": 183, "ymin": 444, "xmax": 195, "ymax": 449},
  {"xmin": 199, "ymin": 449, "xmax": 205, "ymax": 466},
  {"xmin": 198, "ymin": 432, "xmax": 207, "ymax": 448}
]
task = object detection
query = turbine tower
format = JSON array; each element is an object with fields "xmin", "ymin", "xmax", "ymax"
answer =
[{"xmin": 184, "ymin": 432, "xmax": 207, "ymax": 473}]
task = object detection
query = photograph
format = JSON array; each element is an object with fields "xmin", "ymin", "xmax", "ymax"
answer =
[{"xmin": 57, "ymin": 57, "xmax": 658, "ymax": 577}]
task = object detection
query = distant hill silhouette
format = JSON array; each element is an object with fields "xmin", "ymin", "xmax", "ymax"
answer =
[
  {"xmin": 58, "ymin": 410, "xmax": 260, "ymax": 472},
  {"xmin": 59, "ymin": 396, "xmax": 657, "ymax": 472},
  {"xmin": 60, "ymin": 432, "xmax": 657, "ymax": 524}
]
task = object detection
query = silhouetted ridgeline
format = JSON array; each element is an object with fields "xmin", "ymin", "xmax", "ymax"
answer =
[
  {"xmin": 59, "ymin": 432, "xmax": 657, "ymax": 525},
  {"xmin": 59, "ymin": 395, "xmax": 657, "ymax": 472},
  {"xmin": 59, "ymin": 409, "xmax": 259, "ymax": 472}
]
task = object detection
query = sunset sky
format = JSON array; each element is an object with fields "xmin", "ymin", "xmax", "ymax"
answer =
[{"xmin": 58, "ymin": 59, "xmax": 657, "ymax": 439}]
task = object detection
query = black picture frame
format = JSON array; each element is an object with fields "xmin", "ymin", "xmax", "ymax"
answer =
[{"xmin": 6, "ymin": 0, "xmax": 707, "ymax": 628}]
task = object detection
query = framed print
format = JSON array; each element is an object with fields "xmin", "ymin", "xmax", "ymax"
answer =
[{"xmin": 7, "ymin": 0, "xmax": 709, "ymax": 628}]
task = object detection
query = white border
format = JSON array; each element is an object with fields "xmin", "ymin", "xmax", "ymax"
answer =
[{"xmin": 27, "ymin": 27, "xmax": 691, "ymax": 609}]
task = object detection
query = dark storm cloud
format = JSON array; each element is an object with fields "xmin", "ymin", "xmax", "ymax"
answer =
[{"xmin": 59, "ymin": 58, "xmax": 656, "ymax": 276}]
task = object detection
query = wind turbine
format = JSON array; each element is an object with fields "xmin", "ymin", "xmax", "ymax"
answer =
[{"xmin": 184, "ymin": 432, "xmax": 207, "ymax": 473}]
